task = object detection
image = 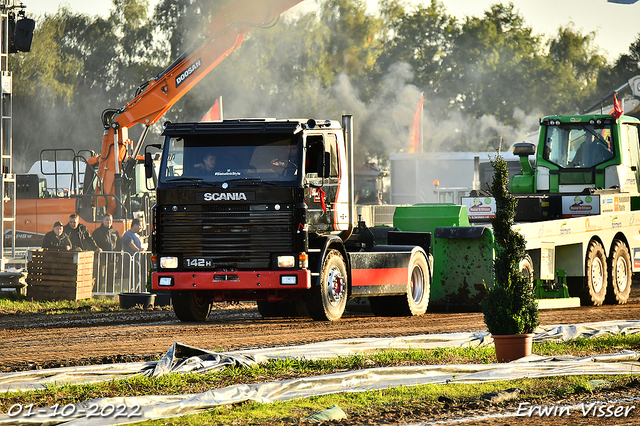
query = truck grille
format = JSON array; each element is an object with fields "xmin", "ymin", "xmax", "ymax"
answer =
[{"xmin": 158, "ymin": 207, "xmax": 294, "ymax": 269}]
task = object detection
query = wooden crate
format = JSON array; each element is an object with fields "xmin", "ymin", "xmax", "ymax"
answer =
[{"xmin": 26, "ymin": 250, "xmax": 95, "ymax": 301}]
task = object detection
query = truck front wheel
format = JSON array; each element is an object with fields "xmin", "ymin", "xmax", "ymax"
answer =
[
  {"xmin": 305, "ymin": 249, "xmax": 347, "ymax": 321},
  {"xmin": 172, "ymin": 291, "xmax": 212, "ymax": 322},
  {"xmin": 581, "ymin": 240, "xmax": 607, "ymax": 306},
  {"xmin": 606, "ymin": 240, "xmax": 631, "ymax": 304}
]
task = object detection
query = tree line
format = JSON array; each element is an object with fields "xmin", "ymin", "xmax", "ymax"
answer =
[{"xmin": 10, "ymin": 0, "xmax": 640, "ymax": 171}]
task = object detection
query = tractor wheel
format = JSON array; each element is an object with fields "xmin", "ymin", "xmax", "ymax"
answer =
[
  {"xmin": 305, "ymin": 249, "xmax": 347, "ymax": 321},
  {"xmin": 580, "ymin": 240, "xmax": 607, "ymax": 306},
  {"xmin": 171, "ymin": 291, "xmax": 212, "ymax": 322},
  {"xmin": 606, "ymin": 240, "xmax": 631, "ymax": 304}
]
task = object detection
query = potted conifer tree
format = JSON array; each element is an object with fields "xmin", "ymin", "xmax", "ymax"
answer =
[{"xmin": 481, "ymin": 154, "xmax": 539, "ymax": 362}]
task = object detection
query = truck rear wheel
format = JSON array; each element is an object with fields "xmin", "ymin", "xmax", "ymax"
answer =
[
  {"xmin": 305, "ymin": 249, "xmax": 347, "ymax": 321},
  {"xmin": 606, "ymin": 240, "xmax": 631, "ymax": 304},
  {"xmin": 581, "ymin": 240, "xmax": 607, "ymax": 306},
  {"xmin": 370, "ymin": 250, "xmax": 430, "ymax": 317},
  {"xmin": 172, "ymin": 291, "xmax": 212, "ymax": 322}
]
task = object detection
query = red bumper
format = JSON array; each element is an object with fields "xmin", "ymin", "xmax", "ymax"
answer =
[{"xmin": 152, "ymin": 270, "xmax": 311, "ymax": 291}]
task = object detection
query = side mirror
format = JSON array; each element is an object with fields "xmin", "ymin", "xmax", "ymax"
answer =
[
  {"xmin": 144, "ymin": 152, "xmax": 154, "ymax": 180},
  {"xmin": 512, "ymin": 142, "xmax": 536, "ymax": 157}
]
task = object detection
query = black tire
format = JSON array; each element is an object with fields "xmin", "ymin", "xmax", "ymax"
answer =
[
  {"xmin": 580, "ymin": 240, "xmax": 607, "ymax": 306},
  {"xmin": 370, "ymin": 251, "xmax": 430, "ymax": 317},
  {"xmin": 606, "ymin": 240, "xmax": 632, "ymax": 304},
  {"xmin": 305, "ymin": 249, "xmax": 348, "ymax": 321},
  {"xmin": 171, "ymin": 291, "xmax": 212, "ymax": 322},
  {"xmin": 256, "ymin": 300, "xmax": 280, "ymax": 318},
  {"xmin": 519, "ymin": 254, "xmax": 535, "ymax": 290}
]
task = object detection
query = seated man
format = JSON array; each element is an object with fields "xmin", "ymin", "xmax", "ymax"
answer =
[
  {"xmin": 194, "ymin": 153, "xmax": 217, "ymax": 172},
  {"xmin": 570, "ymin": 133, "xmax": 613, "ymax": 168},
  {"xmin": 271, "ymin": 144, "xmax": 300, "ymax": 177}
]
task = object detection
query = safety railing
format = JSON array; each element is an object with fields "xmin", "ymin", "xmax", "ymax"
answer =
[{"xmin": 93, "ymin": 250, "xmax": 152, "ymax": 296}]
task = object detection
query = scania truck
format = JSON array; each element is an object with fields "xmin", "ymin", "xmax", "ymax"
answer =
[{"xmin": 150, "ymin": 116, "xmax": 432, "ymax": 321}]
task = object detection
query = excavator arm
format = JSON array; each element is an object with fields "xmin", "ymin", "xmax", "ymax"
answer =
[{"xmin": 92, "ymin": 0, "xmax": 303, "ymax": 214}]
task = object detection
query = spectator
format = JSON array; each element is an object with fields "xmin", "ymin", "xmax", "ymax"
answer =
[
  {"xmin": 122, "ymin": 219, "xmax": 143, "ymax": 290},
  {"xmin": 42, "ymin": 221, "xmax": 72, "ymax": 251},
  {"xmin": 92, "ymin": 214, "xmax": 121, "ymax": 252},
  {"xmin": 64, "ymin": 214, "xmax": 101, "ymax": 253},
  {"xmin": 92, "ymin": 214, "xmax": 122, "ymax": 290}
]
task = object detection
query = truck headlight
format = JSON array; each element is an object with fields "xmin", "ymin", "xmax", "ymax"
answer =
[
  {"xmin": 277, "ymin": 255, "xmax": 295, "ymax": 268},
  {"xmin": 160, "ymin": 256, "xmax": 178, "ymax": 269}
]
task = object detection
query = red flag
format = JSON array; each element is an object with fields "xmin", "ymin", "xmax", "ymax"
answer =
[
  {"xmin": 201, "ymin": 98, "xmax": 221, "ymax": 121},
  {"xmin": 610, "ymin": 93, "xmax": 623, "ymax": 119},
  {"xmin": 408, "ymin": 94, "xmax": 423, "ymax": 153}
]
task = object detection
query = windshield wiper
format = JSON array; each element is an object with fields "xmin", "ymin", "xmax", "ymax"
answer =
[
  {"xmin": 165, "ymin": 177, "xmax": 218, "ymax": 187},
  {"xmin": 224, "ymin": 177, "xmax": 276, "ymax": 186}
]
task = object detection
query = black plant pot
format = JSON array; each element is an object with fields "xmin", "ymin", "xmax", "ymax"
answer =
[{"xmin": 119, "ymin": 292, "xmax": 156, "ymax": 309}]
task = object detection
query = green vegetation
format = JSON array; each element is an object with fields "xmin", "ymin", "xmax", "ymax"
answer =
[
  {"xmin": 1, "ymin": 335, "xmax": 639, "ymax": 424},
  {"xmin": 482, "ymin": 154, "xmax": 539, "ymax": 335},
  {"xmin": 0, "ymin": 295, "xmax": 120, "ymax": 315},
  {"xmin": 11, "ymin": 0, "xmax": 640, "ymax": 171}
]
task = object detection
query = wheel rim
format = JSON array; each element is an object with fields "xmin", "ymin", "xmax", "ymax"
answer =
[
  {"xmin": 326, "ymin": 267, "xmax": 345, "ymax": 306},
  {"xmin": 410, "ymin": 265, "xmax": 425, "ymax": 303},
  {"xmin": 615, "ymin": 256, "xmax": 629, "ymax": 292},
  {"xmin": 591, "ymin": 256, "xmax": 604, "ymax": 293}
]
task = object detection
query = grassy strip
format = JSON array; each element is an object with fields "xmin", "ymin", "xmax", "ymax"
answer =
[
  {"xmin": 1, "ymin": 335, "xmax": 639, "ymax": 423},
  {"xmin": 0, "ymin": 294, "xmax": 121, "ymax": 315},
  {"xmin": 147, "ymin": 375, "xmax": 638, "ymax": 425}
]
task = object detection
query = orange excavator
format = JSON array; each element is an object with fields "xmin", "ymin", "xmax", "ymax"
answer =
[{"xmin": 10, "ymin": 0, "xmax": 303, "ymax": 246}]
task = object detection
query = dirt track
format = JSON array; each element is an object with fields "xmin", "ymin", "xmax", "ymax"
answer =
[
  {"xmin": 1, "ymin": 286, "xmax": 640, "ymax": 425},
  {"xmin": 1, "ymin": 284, "xmax": 640, "ymax": 372}
]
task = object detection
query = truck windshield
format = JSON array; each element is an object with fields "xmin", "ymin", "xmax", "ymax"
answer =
[
  {"xmin": 159, "ymin": 133, "xmax": 302, "ymax": 184},
  {"xmin": 542, "ymin": 123, "xmax": 614, "ymax": 168}
]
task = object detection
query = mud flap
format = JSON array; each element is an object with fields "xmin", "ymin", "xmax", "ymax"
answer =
[{"xmin": 431, "ymin": 226, "xmax": 494, "ymax": 308}]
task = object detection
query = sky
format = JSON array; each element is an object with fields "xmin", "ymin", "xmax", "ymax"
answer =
[{"xmin": 22, "ymin": 0, "xmax": 640, "ymax": 61}]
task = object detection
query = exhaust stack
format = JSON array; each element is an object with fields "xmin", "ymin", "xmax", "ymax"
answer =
[{"xmin": 340, "ymin": 114, "xmax": 355, "ymax": 241}]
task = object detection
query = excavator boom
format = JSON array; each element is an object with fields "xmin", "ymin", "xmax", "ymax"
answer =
[{"xmin": 95, "ymin": 0, "xmax": 303, "ymax": 211}]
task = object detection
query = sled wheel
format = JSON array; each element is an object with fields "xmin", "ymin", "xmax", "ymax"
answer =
[
  {"xmin": 580, "ymin": 240, "xmax": 607, "ymax": 306},
  {"xmin": 606, "ymin": 240, "xmax": 631, "ymax": 304},
  {"xmin": 519, "ymin": 254, "xmax": 535, "ymax": 290}
]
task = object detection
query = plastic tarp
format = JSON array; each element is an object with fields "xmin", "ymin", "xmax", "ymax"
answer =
[{"xmin": 0, "ymin": 320, "xmax": 639, "ymax": 426}]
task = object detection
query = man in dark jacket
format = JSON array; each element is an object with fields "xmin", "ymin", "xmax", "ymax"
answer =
[
  {"xmin": 42, "ymin": 221, "xmax": 72, "ymax": 250},
  {"xmin": 92, "ymin": 214, "xmax": 121, "ymax": 252},
  {"xmin": 64, "ymin": 214, "xmax": 101, "ymax": 253}
]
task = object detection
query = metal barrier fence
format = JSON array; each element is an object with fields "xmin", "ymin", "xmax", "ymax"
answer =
[
  {"xmin": 93, "ymin": 250, "xmax": 152, "ymax": 295},
  {"xmin": 3, "ymin": 248, "xmax": 151, "ymax": 297}
]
